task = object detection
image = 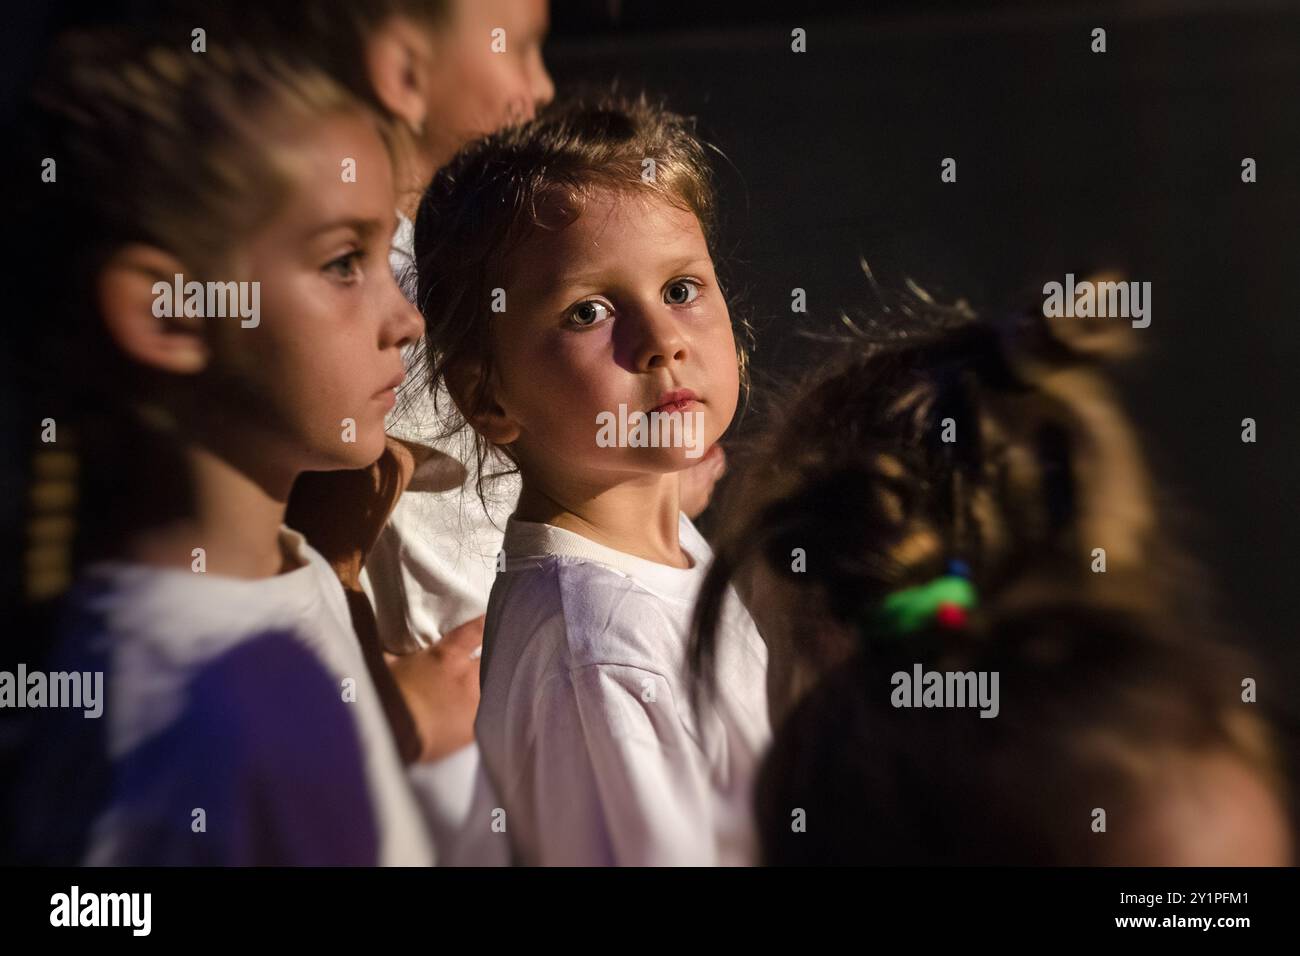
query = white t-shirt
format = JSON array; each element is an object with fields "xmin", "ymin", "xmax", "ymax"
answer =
[
  {"xmin": 476, "ymin": 513, "xmax": 771, "ymax": 865},
  {"xmin": 360, "ymin": 422, "xmax": 519, "ymax": 654},
  {"xmin": 354, "ymin": 210, "xmax": 514, "ymax": 865},
  {"xmin": 362, "ymin": 211, "xmax": 521, "ymax": 651},
  {"xmin": 51, "ymin": 527, "xmax": 435, "ymax": 866}
]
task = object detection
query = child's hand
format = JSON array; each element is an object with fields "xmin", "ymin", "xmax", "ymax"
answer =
[
  {"xmin": 680, "ymin": 443, "xmax": 728, "ymax": 520},
  {"xmin": 384, "ymin": 615, "xmax": 484, "ymax": 763}
]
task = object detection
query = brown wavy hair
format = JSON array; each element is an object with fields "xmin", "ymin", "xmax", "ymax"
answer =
[{"xmin": 405, "ymin": 90, "xmax": 750, "ymax": 502}]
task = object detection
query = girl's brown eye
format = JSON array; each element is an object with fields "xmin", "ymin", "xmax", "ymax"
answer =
[
  {"xmin": 325, "ymin": 251, "xmax": 363, "ymax": 281},
  {"xmin": 665, "ymin": 280, "xmax": 700, "ymax": 305},
  {"xmin": 569, "ymin": 300, "xmax": 609, "ymax": 327}
]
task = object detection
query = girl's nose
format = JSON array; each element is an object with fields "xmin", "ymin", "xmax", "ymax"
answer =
[
  {"xmin": 384, "ymin": 292, "xmax": 423, "ymax": 350},
  {"xmin": 531, "ymin": 61, "xmax": 555, "ymax": 112},
  {"xmin": 631, "ymin": 307, "xmax": 688, "ymax": 372},
  {"xmin": 399, "ymin": 298, "xmax": 423, "ymax": 348}
]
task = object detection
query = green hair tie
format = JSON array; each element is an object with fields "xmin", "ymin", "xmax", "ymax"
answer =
[{"xmin": 874, "ymin": 574, "xmax": 977, "ymax": 636}]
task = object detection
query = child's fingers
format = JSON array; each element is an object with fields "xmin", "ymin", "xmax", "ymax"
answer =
[
  {"xmin": 680, "ymin": 443, "xmax": 728, "ymax": 519},
  {"xmin": 439, "ymin": 614, "xmax": 487, "ymax": 656},
  {"xmin": 706, "ymin": 442, "xmax": 727, "ymax": 477}
]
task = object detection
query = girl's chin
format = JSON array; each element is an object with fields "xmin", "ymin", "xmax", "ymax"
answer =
[
  {"xmin": 318, "ymin": 437, "xmax": 387, "ymax": 472},
  {"xmin": 605, "ymin": 451, "xmax": 715, "ymax": 474},
  {"xmin": 590, "ymin": 407, "xmax": 720, "ymax": 465}
]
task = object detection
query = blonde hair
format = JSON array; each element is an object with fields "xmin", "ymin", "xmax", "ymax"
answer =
[{"xmin": 20, "ymin": 29, "xmax": 374, "ymax": 596}]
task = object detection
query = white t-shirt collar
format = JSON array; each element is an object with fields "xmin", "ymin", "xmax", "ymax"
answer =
[{"xmin": 502, "ymin": 513, "xmax": 710, "ymax": 601}]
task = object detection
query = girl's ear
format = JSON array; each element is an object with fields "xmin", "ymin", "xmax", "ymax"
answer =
[
  {"xmin": 445, "ymin": 359, "xmax": 521, "ymax": 446},
  {"xmin": 365, "ymin": 15, "xmax": 435, "ymax": 134},
  {"xmin": 97, "ymin": 245, "xmax": 209, "ymax": 375}
]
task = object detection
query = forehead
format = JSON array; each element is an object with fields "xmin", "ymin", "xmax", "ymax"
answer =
[
  {"xmin": 514, "ymin": 187, "xmax": 707, "ymax": 270},
  {"xmin": 466, "ymin": 0, "xmax": 548, "ymax": 32},
  {"xmin": 274, "ymin": 112, "xmax": 394, "ymax": 225}
]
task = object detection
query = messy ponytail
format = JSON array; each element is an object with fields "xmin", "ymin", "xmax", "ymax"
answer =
[{"xmin": 691, "ymin": 272, "xmax": 1174, "ymax": 697}]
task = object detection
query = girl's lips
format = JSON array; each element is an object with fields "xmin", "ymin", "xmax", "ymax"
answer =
[
  {"xmin": 652, "ymin": 399, "xmax": 699, "ymax": 414},
  {"xmin": 374, "ymin": 372, "xmax": 405, "ymax": 399},
  {"xmin": 650, "ymin": 388, "xmax": 700, "ymax": 414}
]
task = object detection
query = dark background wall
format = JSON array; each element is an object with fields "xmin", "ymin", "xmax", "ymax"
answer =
[{"xmin": 547, "ymin": 1, "xmax": 1300, "ymax": 719}]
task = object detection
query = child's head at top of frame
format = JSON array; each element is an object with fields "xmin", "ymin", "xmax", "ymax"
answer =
[
  {"xmin": 147, "ymin": 0, "xmax": 554, "ymax": 213},
  {"xmin": 689, "ymin": 284, "xmax": 1291, "ymax": 864},
  {"xmin": 411, "ymin": 92, "xmax": 746, "ymax": 504},
  {"xmin": 25, "ymin": 28, "xmax": 422, "ymax": 573}
]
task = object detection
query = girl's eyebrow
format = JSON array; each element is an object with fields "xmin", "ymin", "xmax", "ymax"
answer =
[
  {"xmin": 547, "ymin": 268, "xmax": 607, "ymax": 293},
  {"xmin": 548, "ymin": 255, "xmax": 713, "ymax": 295},
  {"xmin": 306, "ymin": 216, "xmax": 393, "ymax": 241},
  {"xmin": 663, "ymin": 254, "xmax": 713, "ymax": 276}
]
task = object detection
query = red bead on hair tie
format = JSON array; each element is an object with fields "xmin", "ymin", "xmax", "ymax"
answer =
[{"xmin": 934, "ymin": 602, "xmax": 968, "ymax": 630}]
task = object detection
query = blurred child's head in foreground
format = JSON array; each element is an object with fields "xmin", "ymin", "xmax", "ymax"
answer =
[
  {"xmin": 25, "ymin": 29, "xmax": 421, "ymax": 579},
  {"xmin": 698, "ymin": 286, "xmax": 1165, "ymax": 721},
  {"xmin": 691, "ymin": 287, "xmax": 1290, "ymax": 864}
]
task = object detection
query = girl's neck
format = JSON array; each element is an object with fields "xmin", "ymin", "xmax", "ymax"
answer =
[
  {"xmin": 514, "ymin": 470, "xmax": 690, "ymax": 569},
  {"xmin": 122, "ymin": 439, "xmax": 296, "ymax": 579}
]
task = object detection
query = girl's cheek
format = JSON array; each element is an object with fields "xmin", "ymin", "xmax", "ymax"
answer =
[{"xmin": 544, "ymin": 333, "xmax": 605, "ymax": 390}]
